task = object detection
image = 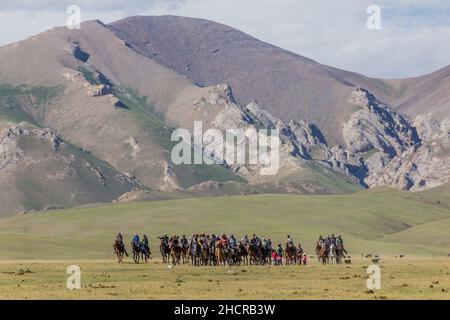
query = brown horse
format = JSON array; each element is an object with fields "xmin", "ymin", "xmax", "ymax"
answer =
[
  {"xmin": 215, "ymin": 241, "xmax": 227, "ymax": 266},
  {"xmin": 200, "ymin": 242, "xmax": 210, "ymax": 266},
  {"xmin": 238, "ymin": 242, "xmax": 249, "ymax": 265},
  {"xmin": 248, "ymin": 245, "xmax": 261, "ymax": 265},
  {"xmin": 169, "ymin": 242, "xmax": 181, "ymax": 265},
  {"xmin": 113, "ymin": 240, "xmax": 128, "ymax": 263},
  {"xmin": 160, "ymin": 240, "xmax": 170, "ymax": 263},
  {"xmin": 315, "ymin": 242, "xmax": 322, "ymax": 263},
  {"xmin": 284, "ymin": 243, "xmax": 297, "ymax": 265},
  {"xmin": 318, "ymin": 242, "xmax": 329, "ymax": 264},
  {"xmin": 181, "ymin": 244, "xmax": 189, "ymax": 264}
]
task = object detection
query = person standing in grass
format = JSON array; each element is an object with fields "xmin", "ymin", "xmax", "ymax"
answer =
[{"xmin": 276, "ymin": 243, "xmax": 283, "ymax": 265}]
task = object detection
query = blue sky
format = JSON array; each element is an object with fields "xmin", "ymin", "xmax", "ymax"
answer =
[{"xmin": 0, "ymin": 0, "xmax": 449, "ymax": 79}]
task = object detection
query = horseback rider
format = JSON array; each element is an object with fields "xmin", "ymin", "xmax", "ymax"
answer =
[
  {"xmin": 318, "ymin": 235, "xmax": 324, "ymax": 245},
  {"xmin": 219, "ymin": 234, "xmax": 228, "ymax": 246},
  {"xmin": 241, "ymin": 235, "xmax": 249, "ymax": 247},
  {"xmin": 336, "ymin": 235, "xmax": 347, "ymax": 254},
  {"xmin": 276, "ymin": 243, "xmax": 283, "ymax": 258},
  {"xmin": 250, "ymin": 234, "xmax": 260, "ymax": 248},
  {"xmin": 115, "ymin": 233, "xmax": 124, "ymax": 248},
  {"xmin": 158, "ymin": 233, "xmax": 169, "ymax": 245},
  {"xmin": 210, "ymin": 234, "xmax": 217, "ymax": 246},
  {"xmin": 262, "ymin": 237, "xmax": 268, "ymax": 250},
  {"xmin": 181, "ymin": 235, "xmax": 188, "ymax": 248},
  {"xmin": 142, "ymin": 234, "xmax": 150, "ymax": 254},
  {"xmin": 331, "ymin": 234, "xmax": 337, "ymax": 245},
  {"xmin": 132, "ymin": 233, "xmax": 140, "ymax": 248},
  {"xmin": 211, "ymin": 234, "xmax": 219, "ymax": 243},
  {"xmin": 285, "ymin": 234, "xmax": 294, "ymax": 247},
  {"xmin": 113, "ymin": 232, "xmax": 128, "ymax": 259},
  {"xmin": 266, "ymin": 237, "xmax": 272, "ymax": 249},
  {"xmin": 229, "ymin": 234, "xmax": 237, "ymax": 249},
  {"xmin": 169, "ymin": 234, "xmax": 179, "ymax": 247}
]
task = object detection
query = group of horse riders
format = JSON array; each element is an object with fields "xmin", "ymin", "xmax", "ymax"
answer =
[
  {"xmin": 113, "ymin": 232, "xmax": 347, "ymax": 265},
  {"xmin": 113, "ymin": 232, "xmax": 151, "ymax": 263},
  {"xmin": 158, "ymin": 232, "xmax": 302, "ymax": 266},
  {"xmin": 315, "ymin": 234, "xmax": 347, "ymax": 264}
]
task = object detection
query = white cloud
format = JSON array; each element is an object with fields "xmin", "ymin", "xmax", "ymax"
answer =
[
  {"xmin": 0, "ymin": 0, "xmax": 449, "ymax": 78},
  {"xmin": 0, "ymin": 0, "xmax": 184, "ymax": 11}
]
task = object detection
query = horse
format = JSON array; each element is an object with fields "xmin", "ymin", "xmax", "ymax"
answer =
[
  {"xmin": 113, "ymin": 240, "xmax": 128, "ymax": 263},
  {"xmin": 181, "ymin": 243, "xmax": 189, "ymax": 264},
  {"xmin": 261, "ymin": 244, "xmax": 273, "ymax": 265},
  {"xmin": 215, "ymin": 241, "xmax": 227, "ymax": 266},
  {"xmin": 189, "ymin": 241, "xmax": 202, "ymax": 266},
  {"xmin": 315, "ymin": 242, "xmax": 322, "ymax": 263},
  {"xmin": 140, "ymin": 242, "xmax": 151, "ymax": 263},
  {"xmin": 318, "ymin": 242, "xmax": 329, "ymax": 264},
  {"xmin": 329, "ymin": 244, "xmax": 337, "ymax": 264},
  {"xmin": 169, "ymin": 241, "xmax": 181, "ymax": 265},
  {"xmin": 131, "ymin": 241, "xmax": 141, "ymax": 264},
  {"xmin": 159, "ymin": 239, "xmax": 170, "ymax": 263},
  {"xmin": 208, "ymin": 240, "xmax": 217, "ymax": 266},
  {"xmin": 227, "ymin": 246, "xmax": 239, "ymax": 266},
  {"xmin": 238, "ymin": 242, "xmax": 249, "ymax": 266},
  {"xmin": 284, "ymin": 243, "xmax": 297, "ymax": 265},
  {"xmin": 248, "ymin": 244, "xmax": 261, "ymax": 265}
]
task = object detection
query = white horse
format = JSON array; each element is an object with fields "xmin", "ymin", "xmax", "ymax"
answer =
[{"xmin": 329, "ymin": 244, "xmax": 337, "ymax": 264}]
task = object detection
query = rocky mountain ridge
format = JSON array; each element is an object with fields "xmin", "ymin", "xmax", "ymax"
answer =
[{"xmin": 0, "ymin": 16, "xmax": 448, "ymax": 216}]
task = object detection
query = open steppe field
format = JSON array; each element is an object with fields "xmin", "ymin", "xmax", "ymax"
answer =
[
  {"xmin": 1, "ymin": 186, "xmax": 449, "ymax": 299},
  {"xmin": 0, "ymin": 257, "xmax": 449, "ymax": 300}
]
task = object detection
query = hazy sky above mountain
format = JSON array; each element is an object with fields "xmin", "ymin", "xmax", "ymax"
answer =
[{"xmin": 0, "ymin": 0, "xmax": 449, "ymax": 79}]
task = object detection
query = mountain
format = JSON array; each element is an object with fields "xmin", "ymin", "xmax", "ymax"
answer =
[
  {"xmin": 0, "ymin": 121, "xmax": 138, "ymax": 214},
  {"xmin": 0, "ymin": 19, "xmax": 357, "ymax": 216},
  {"xmin": 389, "ymin": 65, "xmax": 450, "ymax": 119},
  {"xmin": 108, "ymin": 15, "xmax": 400, "ymax": 146},
  {"xmin": 0, "ymin": 16, "xmax": 448, "ymax": 216},
  {"xmin": 109, "ymin": 15, "xmax": 450, "ymax": 191}
]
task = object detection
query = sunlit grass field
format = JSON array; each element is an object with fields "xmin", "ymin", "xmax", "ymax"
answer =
[{"xmin": 0, "ymin": 185, "xmax": 449, "ymax": 299}]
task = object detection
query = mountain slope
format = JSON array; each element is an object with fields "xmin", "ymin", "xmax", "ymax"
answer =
[
  {"xmin": 108, "ymin": 15, "xmax": 450, "ymax": 191},
  {"xmin": 109, "ymin": 15, "xmax": 400, "ymax": 146},
  {"xmin": 0, "ymin": 16, "xmax": 448, "ymax": 215},
  {"xmin": 388, "ymin": 65, "xmax": 450, "ymax": 119},
  {"xmin": 0, "ymin": 20, "xmax": 246, "ymax": 193},
  {"xmin": 0, "ymin": 19, "xmax": 364, "ymax": 215},
  {"xmin": 0, "ymin": 121, "xmax": 139, "ymax": 216}
]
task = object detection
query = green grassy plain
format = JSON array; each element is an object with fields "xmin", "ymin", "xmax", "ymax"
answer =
[
  {"xmin": 0, "ymin": 186, "xmax": 449, "ymax": 260},
  {"xmin": 1, "ymin": 186, "xmax": 450, "ymax": 299}
]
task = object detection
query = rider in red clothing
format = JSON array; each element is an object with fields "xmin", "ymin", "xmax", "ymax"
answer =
[{"xmin": 219, "ymin": 234, "xmax": 228, "ymax": 247}]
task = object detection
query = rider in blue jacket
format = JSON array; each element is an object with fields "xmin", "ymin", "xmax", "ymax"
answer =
[{"xmin": 132, "ymin": 233, "xmax": 140, "ymax": 246}]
